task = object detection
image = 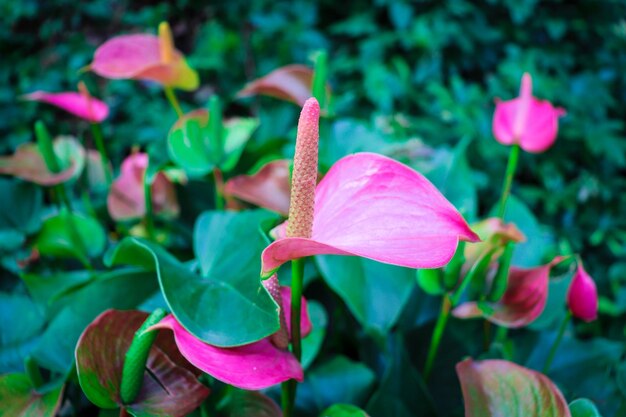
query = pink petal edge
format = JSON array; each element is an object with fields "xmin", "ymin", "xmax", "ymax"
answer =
[
  {"xmin": 24, "ymin": 91, "xmax": 109, "ymax": 123},
  {"xmin": 261, "ymin": 152, "xmax": 479, "ymax": 277}
]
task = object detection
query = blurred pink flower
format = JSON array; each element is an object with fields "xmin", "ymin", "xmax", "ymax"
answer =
[
  {"xmin": 492, "ymin": 73, "xmax": 566, "ymax": 153},
  {"xmin": 107, "ymin": 153, "xmax": 179, "ymax": 221},
  {"xmin": 90, "ymin": 22, "xmax": 198, "ymax": 91},
  {"xmin": 261, "ymin": 97, "xmax": 479, "ymax": 277},
  {"xmin": 237, "ymin": 64, "xmax": 316, "ymax": 106},
  {"xmin": 151, "ymin": 283, "xmax": 312, "ymax": 390},
  {"xmin": 23, "ymin": 87, "xmax": 109, "ymax": 123},
  {"xmin": 567, "ymin": 261, "xmax": 598, "ymax": 322}
]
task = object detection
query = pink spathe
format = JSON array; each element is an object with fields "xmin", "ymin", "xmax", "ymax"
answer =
[
  {"xmin": 492, "ymin": 73, "xmax": 566, "ymax": 153},
  {"xmin": 107, "ymin": 153, "xmax": 179, "ymax": 221},
  {"xmin": 261, "ymin": 152, "xmax": 480, "ymax": 277},
  {"xmin": 23, "ymin": 91, "xmax": 109, "ymax": 123},
  {"xmin": 151, "ymin": 284, "xmax": 312, "ymax": 390},
  {"xmin": 567, "ymin": 262, "xmax": 598, "ymax": 322}
]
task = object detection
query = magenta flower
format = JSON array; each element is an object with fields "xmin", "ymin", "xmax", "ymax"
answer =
[
  {"xmin": 567, "ymin": 261, "xmax": 598, "ymax": 322},
  {"xmin": 261, "ymin": 100, "xmax": 479, "ymax": 278},
  {"xmin": 90, "ymin": 22, "xmax": 199, "ymax": 91},
  {"xmin": 151, "ymin": 281, "xmax": 312, "ymax": 390},
  {"xmin": 23, "ymin": 85, "xmax": 109, "ymax": 123},
  {"xmin": 107, "ymin": 153, "xmax": 179, "ymax": 221},
  {"xmin": 492, "ymin": 73, "xmax": 566, "ymax": 153}
]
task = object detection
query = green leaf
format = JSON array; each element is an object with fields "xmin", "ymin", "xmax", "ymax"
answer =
[
  {"xmin": 216, "ymin": 389, "xmax": 282, "ymax": 417},
  {"xmin": 75, "ymin": 309, "xmax": 209, "ymax": 416},
  {"xmin": 320, "ymin": 404, "xmax": 369, "ymax": 417},
  {"xmin": 34, "ymin": 211, "xmax": 106, "ymax": 265},
  {"xmin": 569, "ymin": 399, "xmax": 602, "ymax": 417},
  {"xmin": 0, "ymin": 373, "xmax": 64, "ymax": 417},
  {"xmin": 316, "ymin": 256, "xmax": 415, "ymax": 336},
  {"xmin": 107, "ymin": 210, "xmax": 280, "ymax": 347},
  {"xmin": 0, "ymin": 179, "xmax": 43, "ymax": 252},
  {"xmin": 456, "ymin": 358, "xmax": 570, "ymax": 417},
  {"xmin": 31, "ymin": 269, "xmax": 158, "ymax": 373},
  {"xmin": 220, "ymin": 117, "xmax": 259, "ymax": 172},
  {"xmin": 298, "ymin": 356, "xmax": 376, "ymax": 413},
  {"xmin": 21, "ymin": 270, "xmax": 93, "ymax": 307},
  {"xmin": 0, "ymin": 293, "xmax": 45, "ymax": 373},
  {"xmin": 416, "ymin": 268, "xmax": 445, "ymax": 296},
  {"xmin": 302, "ymin": 301, "xmax": 327, "ymax": 369}
]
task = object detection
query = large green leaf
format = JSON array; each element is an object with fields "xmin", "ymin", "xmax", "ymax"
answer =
[
  {"xmin": 107, "ymin": 210, "xmax": 280, "ymax": 347},
  {"xmin": 0, "ymin": 373, "xmax": 63, "ymax": 417},
  {"xmin": 216, "ymin": 389, "xmax": 282, "ymax": 417},
  {"xmin": 0, "ymin": 179, "xmax": 42, "ymax": 252},
  {"xmin": 21, "ymin": 270, "xmax": 93, "ymax": 308},
  {"xmin": 456, "ymin": 358, "xmax": 570, "ymax": 417},
  {"xmin": 31, "ymin": 269, "xmax": 158, "ymax": 373},
  {"xmin": 75, "ymin": 309, "xmax": 209, "ymax": 416},
  {"xmin": 0, "ymin": 293, "xmax": 45, "ymax": 373},
  {"xmin": 302, "ymin": 301, "xmax": 327, "ymax": 369},
  {"xmin": 34, "ymin": 211, "xmax": 106, "ymax": 265},
  {"xmin": 316, "ymin": 256, "xmax": 415, "ymax": 336}
]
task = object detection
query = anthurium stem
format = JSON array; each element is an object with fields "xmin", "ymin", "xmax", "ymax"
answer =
[
  {"xmin": 213, "ymin": 168, "xmax": 224, "ymax": 210},
  {"xmin": 542, "ymin": 311, "xmax": 572, "ymax": 374},
  {"xmin": 424, "ymin": 295, "xmax": 451, "ymax": 381},
  {"xmin": 164, "ymin": 86, "xmax": 183, "ymax": 117},
  {"xmin": 35, "ymin": 120, "xmax": 73, "ymax": 212},
  {"xmin": 143, "ymin": 161, "xmax": 156, "ymax": 240},
  {"xmin": 90, "ymin": 122, "xmax": 113, "ymax": 186},
  {"xmin": 312, "ymin": 50, "xmax": 328, "ymax": 110},
  {"xmin": 498, "ymin": 143, "xmax": 520, "ymax": 218},
  {"xmin": 120, "ymin": 308, "xmax": 167, "ymax": 404}
]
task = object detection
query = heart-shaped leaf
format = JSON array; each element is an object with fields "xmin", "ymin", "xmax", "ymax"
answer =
[
  {"xmin": 0, "ymin": 293, "xmax": 45, "ymax": 373},
  {"xmin": 217, "ymin": 389, "xmax": 282, "ymax": 417},
  {"xmin": 75, "ymin": 309, "xmax": 209, "ymax": 416},
  {"xmin": 34, "ymin": 211, "xmax": 106, "ymax": 266},
  {"xmin": 107, "ymin": 210, "xmax": 280, "ymax": 346},
  {"xmin": 320, "ymin": 404, "xmax": 370, "ymax": 417},
  {"xmin": 0, "ymin": 373, "xmax": 64, "ymax": 417},
  {"xmin": 456, "ymin": 358, "xmax": 571, "ymax": 417},
  {"xmin": 316, "ymin": 256, "xmax": 415, "ymax": 336},
  {"xmin": 0, "ymin": 179, "xmax": 43, "ymax": 252}
]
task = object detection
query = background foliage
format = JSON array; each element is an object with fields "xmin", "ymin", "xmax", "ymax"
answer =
[{"xmin": 1, "ymin": 0, "xmax": 626, "ymax": 416}]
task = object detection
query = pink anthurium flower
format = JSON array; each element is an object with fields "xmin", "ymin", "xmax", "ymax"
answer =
[
  {"xmin": 260, "ymin": 99, "xmax": 479, "ymax": 278},
  {"xmin": 223, "ymin": 159, "xmax": 292, "ymax": 216},
  {"xmin": 151, "ymin": 281, "xmax": 312, "ymax": 390},
  {"xmin": 237, "ymin": 64, "xmax": 315, "ymax": 106},
  {"xmin": 493, "ymin": 73, "xmax": 566, "ymax": 153},
  {"xmin": 107, "ymin": 153, "xmax": 179, "ymax": 221},
  {"xmin": 90, "ymin": 22, "xmax": 198, "ymax": 91},
  {"xmin": 567, "ymin": 261, "xmax": 598, "ymax": 322},
  {"xmin": 23, "ymin": 83, "xmax": 109, "ymax": 123}
]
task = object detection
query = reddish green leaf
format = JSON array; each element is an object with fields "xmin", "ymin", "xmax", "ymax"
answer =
[
  {"xmin": 217, "ymin": 389, "xmax": 282, "ymax": 417},
  {"xmin": 0, "ymin": 373, "xmax": 63, "ymax": 417},
  {"xmin": 456, "ymin": 358, "xmax": 571, "ymax": 417},
  {"xmin": 75, "ymin": 309, "xmax": 209, "ymax": 417}
]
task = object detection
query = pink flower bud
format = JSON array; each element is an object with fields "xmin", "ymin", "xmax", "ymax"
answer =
[
  {"xmin": 286, "ymin": 97, "xmax": 320, "ymax": 239},
  {"xmin": 567, "ymin": 262, "xmax": 598, "ymax": 322}
]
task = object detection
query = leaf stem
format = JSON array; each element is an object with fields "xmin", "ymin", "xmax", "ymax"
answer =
[
  {"xmin": 164, "ymin": 86, "xmax": 183, "ymax": 117},
  {"xmin": 283, "ymin": 257, "xmax": 305, "ymax": 417},
  {"xmin": 497, "ymin": 144, "xmax": 520, "ymax": 219},
  {"xmin": 90, "ymin": 122, "xmax": 113, "ymax": 186},
  {"xmin": 542, "ymin": 311, "xmax": 572, "ymax": 374},
  {"xmin": 424, "ymin": 295, "xmax": 451, "ymax": 381},
  {"xmin": 213, "ymin": 168, "xmax": 224, "ymax": 210},
  {"xmin": 143, "ymin": 163, "xmax": 156, "ymax": 240}
]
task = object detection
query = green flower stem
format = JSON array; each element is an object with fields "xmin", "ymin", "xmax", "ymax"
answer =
[
  {"xmin": 164, "ymin": 86, "xmax": 183, "ymax": 117},
  {"xmin": 35, "ymin": 121, "xmax": 73, "ymax": 212},
  {"xmin": 208, "ymin": 95, "xmax": 224, "ymax": 161},
  {"xmin": 312, "ymin": 50, "xmax": 328, "ymax": 110},
  {"xmin": 143, "ymin": 164, "xmax": 156, "ymax": 240},
  {"xmin": 213, "ymin": 168, "xmax": 224, "ymax": 210},
  {"xmin": 542, "ymin": 311, "xmax": 572, "ymax": 374},
  {"xmin": 497, "ymin": 144, "xmax": 520, "ymax": 219},
  {"xmin": 282, "ymin": 257, "xmax": 306, "ymax": 417},
  {"xmin": 120, "ymin": 308, "xmax": 167, "ymax": 404},
  {"xmin": 90, "ymin": 123, "xmax": 113, "ymax": 186},
  {"xmin": 24, "ymin": 356, "xmax": 44, "ymax": 388},
  {"xmin": 423, "ymin": 295, "xmax": 451, "ymax": 381}
]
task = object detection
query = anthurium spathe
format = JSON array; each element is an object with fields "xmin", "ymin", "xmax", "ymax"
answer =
[
  {"xmin": 107, "ymin": 153, "xmax": 179, "ymax": 221},
  {"xmin": 23, "ymin": 83, "xmax": 109, "ymax": 123},
  {"xmin": 237, "ymin": 64, "xmax": 316, "ymax": 106},
  {"xmin": 150, "ymin": 282, "xmax": 312, "ymax": 390},
  {"xmin": 90, "ymin": 22, "xmax": 198, "ymax": 91},
  {"xmin": 567, "ymin": 261, "xmax": 598, "ymax": 322},
  {"xmin": 261, "ymin": 98, "xmax": 479, "ymax": 278},
  {"xmin": 493, "ymin": 73, "xmax": 566, "ymax": 153}
]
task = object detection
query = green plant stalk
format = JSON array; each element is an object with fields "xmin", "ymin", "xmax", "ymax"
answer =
[
  {"xmin": 497, "ymin": 144, "xmax": 520, "ymax": 219},
  {"xmin": 208, "ymin": 95, "xmax": 224, "ymax": 160},
  {"xmin": 283, "ymin": 257, "xmax": 306, "ymax": 417},
  {"xmin": 312, "ymin": 50, "xmax": 328, "ymax": 110},
  {"xmin": 542, "ymin": 311, "xmax": 572, "ymax": 374},
  {"xmin": 120, "ymin": 308, "xmax": 167, "ymax": 404},
  {"xmin": 90, "ymin": 122, "xmax": 113, "ymax": 186},
  {"xmin": 213, "ymin": 168, "xmax": 224, "ymax": 210},
  {"xmin": 24, "ymin": 356, "xmax": 44, "ymax": 388},
  {"xmin": 35, "ymin": 120, "xmax": 73, "ymax": 212},
  {"xmin": 423, "ymin": 295, "xmax": 451, "ymax": 381},
  {"xmin": 164, "ymin": 86, "xmax": 183, "ymax": 117},
  {"xmin": 143, "ymin": 167, "xmax": 156, "ymax": 240}
]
